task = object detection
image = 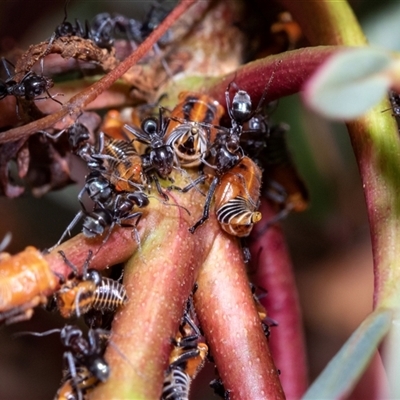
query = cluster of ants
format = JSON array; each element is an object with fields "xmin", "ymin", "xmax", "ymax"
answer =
[
  {"xmin": 0, "ymin": 88, "xmax": 306, "ymax": 399},
  {"xmin": 0, "ymin": 3, "xmax": 309, "ymax": 400}
]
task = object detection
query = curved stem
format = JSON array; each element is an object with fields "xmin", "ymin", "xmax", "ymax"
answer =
[
  {"xmin": 281, "ymin": 0, "xmax": 400, "ymax": 310},
  {"xmin": 206, "ymin": 46, "xmax": 340, "ymax": 110}
]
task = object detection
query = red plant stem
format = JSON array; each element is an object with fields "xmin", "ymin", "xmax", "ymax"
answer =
[
  {"xmin": 194, "ymin": 230, "xmax": 285, "ymax": 400},
  {"xmin": 206, "ymin": 46, "xmax": 340, "ymax": 111},
  {"xmin": 0, "ymin": 0, "xmax": 198, "ymax": 144},
  {"xmin": 90, "ymin": 188, "xmax": 219, "ymax": 399},
  {"xmin": 250, "ymin": 200, "xmax": 308, "ymax": 400}
]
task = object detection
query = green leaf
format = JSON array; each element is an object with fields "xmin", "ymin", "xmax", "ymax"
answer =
[
  {"xmin": 302, "ymin": 308, "xmax": 392, "ymax": 400},
  {"xmin": 303, "ymin": 48, "xmax": 392, "ymax": 120}
]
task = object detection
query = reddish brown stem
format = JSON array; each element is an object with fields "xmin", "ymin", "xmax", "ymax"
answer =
[
  {"xmin": 250, "ymin": 200, "xmax": 308, "ymax": 400},
  {"xmin": 90, "ymin": 181, "xmax": 219, "ymax": 399},
  {"xmin": 206, "ymin": 46, "xmax": 341, "ymax": 111},
  {"xmin": 194, "ymin": 230, "xmax": 285, "ymax": 399}
]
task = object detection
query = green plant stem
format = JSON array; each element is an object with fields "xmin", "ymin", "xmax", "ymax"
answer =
[
  {"xmin": 278, "ymin": 0, "xmax": 366, "ymax": 46},
  {"xmin": 280, "ymin": 0, "xmax": 400, "ymax": 310}
]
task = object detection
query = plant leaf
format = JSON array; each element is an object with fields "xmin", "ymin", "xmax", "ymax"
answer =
[
  {"xmin": 302, "ymin": 308, "xmax": 392, "ymax": 399},
  {"xmin": 303, "ymin": 48, "xmax": 392, "ymax": 120}
]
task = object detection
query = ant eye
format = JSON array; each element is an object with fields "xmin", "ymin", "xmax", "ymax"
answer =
[
  {"xmin": 142, "ymin": 118, "xmax": 158, "ymax": 135},
  {"xmin": 231, "ymin": 90, "xmax": 252, "ymax": 122}
]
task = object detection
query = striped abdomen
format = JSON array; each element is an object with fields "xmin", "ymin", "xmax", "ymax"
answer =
[
  {"xmin": 161, "ymin": 367, "xmax": 190, "ymax": 400},
  {"xmin": 91, "ymin": 277, "xmax": 128, "ymax": 312},
  {"xmin": 57, "ymin": 278, "xmax": 127, "ymax": 318},
  {"xmin": 102, "ymin": 138, "xmax": 143, "ymax": 190},
  {"xmin": 165, "ymin": 92, "xmax": 224, "ymax": 167},
  {"xmin": 215, "ymin": 156, "xmax": 262, "ymax": 237}
]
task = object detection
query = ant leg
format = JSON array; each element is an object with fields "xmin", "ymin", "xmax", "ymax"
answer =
[
  {"xmin": 167, "ymin": 174, "xmax": 206, "ymax": 193},
  {"xmin": 189, "ymin": 176, "xmax": 219, "ymax": 233},
  {"xmin": 1, "ymin": 57, "xmax": 15, "ymax": 79},
  {"xmin": 169, "ymin": 348, "xmax": 201, "ymax": 370},
  {"xmin": 120, "ymin": 211, "xmax": 142, "ymax": 244},
  {"xmin": 53, "ymin": 210, "xmax": 85, "ymax": 248},
  {"xmin": 0, "ymin": 232, "xmax": 12, "ymax": 252},
  {"xmin": 45, "ymin": 89, "xmax": 64, "ymax": 106},
  {"xmin": 38, "ymin": 128, "xmax": 66, "ymax": 140},
  {"xmin": 64, "ymin": 351, "xmax": 83, "ymax": 400},
  {"xmin": 153, "ymin": 176, "xmax": 169, "ymax": 201},
  {"xmin": 58, "ymin": 250, "xmax": 79, "ymax": 275}
]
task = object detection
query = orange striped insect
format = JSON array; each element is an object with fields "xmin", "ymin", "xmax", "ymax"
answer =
[
  {"xmin": 100, "ymin": 135, "xmax": 144, "ymax": 192},
  {"xmin": 162, "ymin": 293, "xmax": 208, "ymax": 400},
  {"xmin": 189, "ymin": 85, "xmax": 264, "ymax": 235},
  {"xmin": 214, "ymin": 156, "xmax": 262, "ymax": 237},
  {"xmin": 164, "ymin": 92, "xmax": 224, "ymax": 167},
  {"xmin": 0, "ymin": 246, "xmax": 58, "ymax": 325},
  {"xmin": 56, "ymin": 251, "xmax": 127, "ymax": 319},
  {"xmin": 56, "ymin": 366, "xmax": 98, "ymax": 400}
]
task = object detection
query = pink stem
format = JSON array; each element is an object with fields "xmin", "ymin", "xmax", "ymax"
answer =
[{"xmin": 250, "ymin": 200, "xmax": 308, "ymax": 399}]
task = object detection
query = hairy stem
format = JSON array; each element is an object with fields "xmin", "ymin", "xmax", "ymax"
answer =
[{"xmin": 194, "ymin": 230, "xmax": 285, "ymax": 400}]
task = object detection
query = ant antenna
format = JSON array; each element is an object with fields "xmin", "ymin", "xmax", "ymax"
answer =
[
  {"xmin": 147, "ymin": 193, "xmax": 191, "ymax": 216},
  {"xmin": 13, "ymin": 328, "xmax": 61, "ymax": 339},
  {"xmin": 37, "ymin": 129, "xmax": 66, "ymax": 140},
  {"xmin": 253, "ymin": 59, "xmax": 282, "ymax": 115},
  {"xmin": 62, "ymin": 0, "xmax": 71, "ymax": 24}
]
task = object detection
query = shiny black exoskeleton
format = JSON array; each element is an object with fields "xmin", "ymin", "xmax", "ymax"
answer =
[
  {"xmin": 189, "ymin": 84, "xmax": 256, "ymax": 233},
  {"xmin": 124, "ymin": 115, "xmax": 174, "ymax": 200},
  {"xmin": 60, "ymin": 325, "xmax": 109, "ymax": 383},
  {"xmin": 55, "ymin": 123, "xmax": 149, "ymax": 246},
  {"xmin": 0, "ymin": 57, "xmax": 54, "ymax": 102},
  {"xmin": 54, "ymin": 11, "xmax": 114, "ymax": 50},
  {"xmin": 81, "ymin": 192, "xmax": 148, "ymax": 239},
  {"xmin": 15, "ymin": 325, "xmax": 109, "ymax": 400}
]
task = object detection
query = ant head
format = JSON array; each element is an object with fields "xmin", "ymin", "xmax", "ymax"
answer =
[
  {"xmin": 22, "ymin": 74, "xmax": 53, "ymax": 100},
  {"xmin": 150, "ymin": 146, "xmax": 174, "ymax": 178}
]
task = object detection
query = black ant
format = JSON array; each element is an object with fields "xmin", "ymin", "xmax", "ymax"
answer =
[
  {"xmin": 124, "ymin": 115, "xmax": 175, "ymax": 200},
  {"xmin": 161, "ymin": 290, "xmax": 208, "ymax": 400},
  {"xmin": 56, "ymin": 189, "xmax": 148, "ymax": 246},
  {"xmin": 15, "ymin": 325, "xmax": 109, "ymax": 400},
  {"xmin": 54, "ymin": 122, "xmax": 149, "ymax": 247},
  {"xmin": 188, "ymin": 85, "xmax": 254, "ymax": 234},
  {"xmin": 0, "ymin": 58, "xmax": 60, "ymax": 105},
  {"xmin": 50, "ymin": 2, "xmax": 114, "ymax": 51}
]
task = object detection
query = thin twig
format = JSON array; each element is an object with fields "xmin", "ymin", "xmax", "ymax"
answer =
[{"xmin": 0, "ymin": 0, "xmax": 198, "ymax": 144}]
